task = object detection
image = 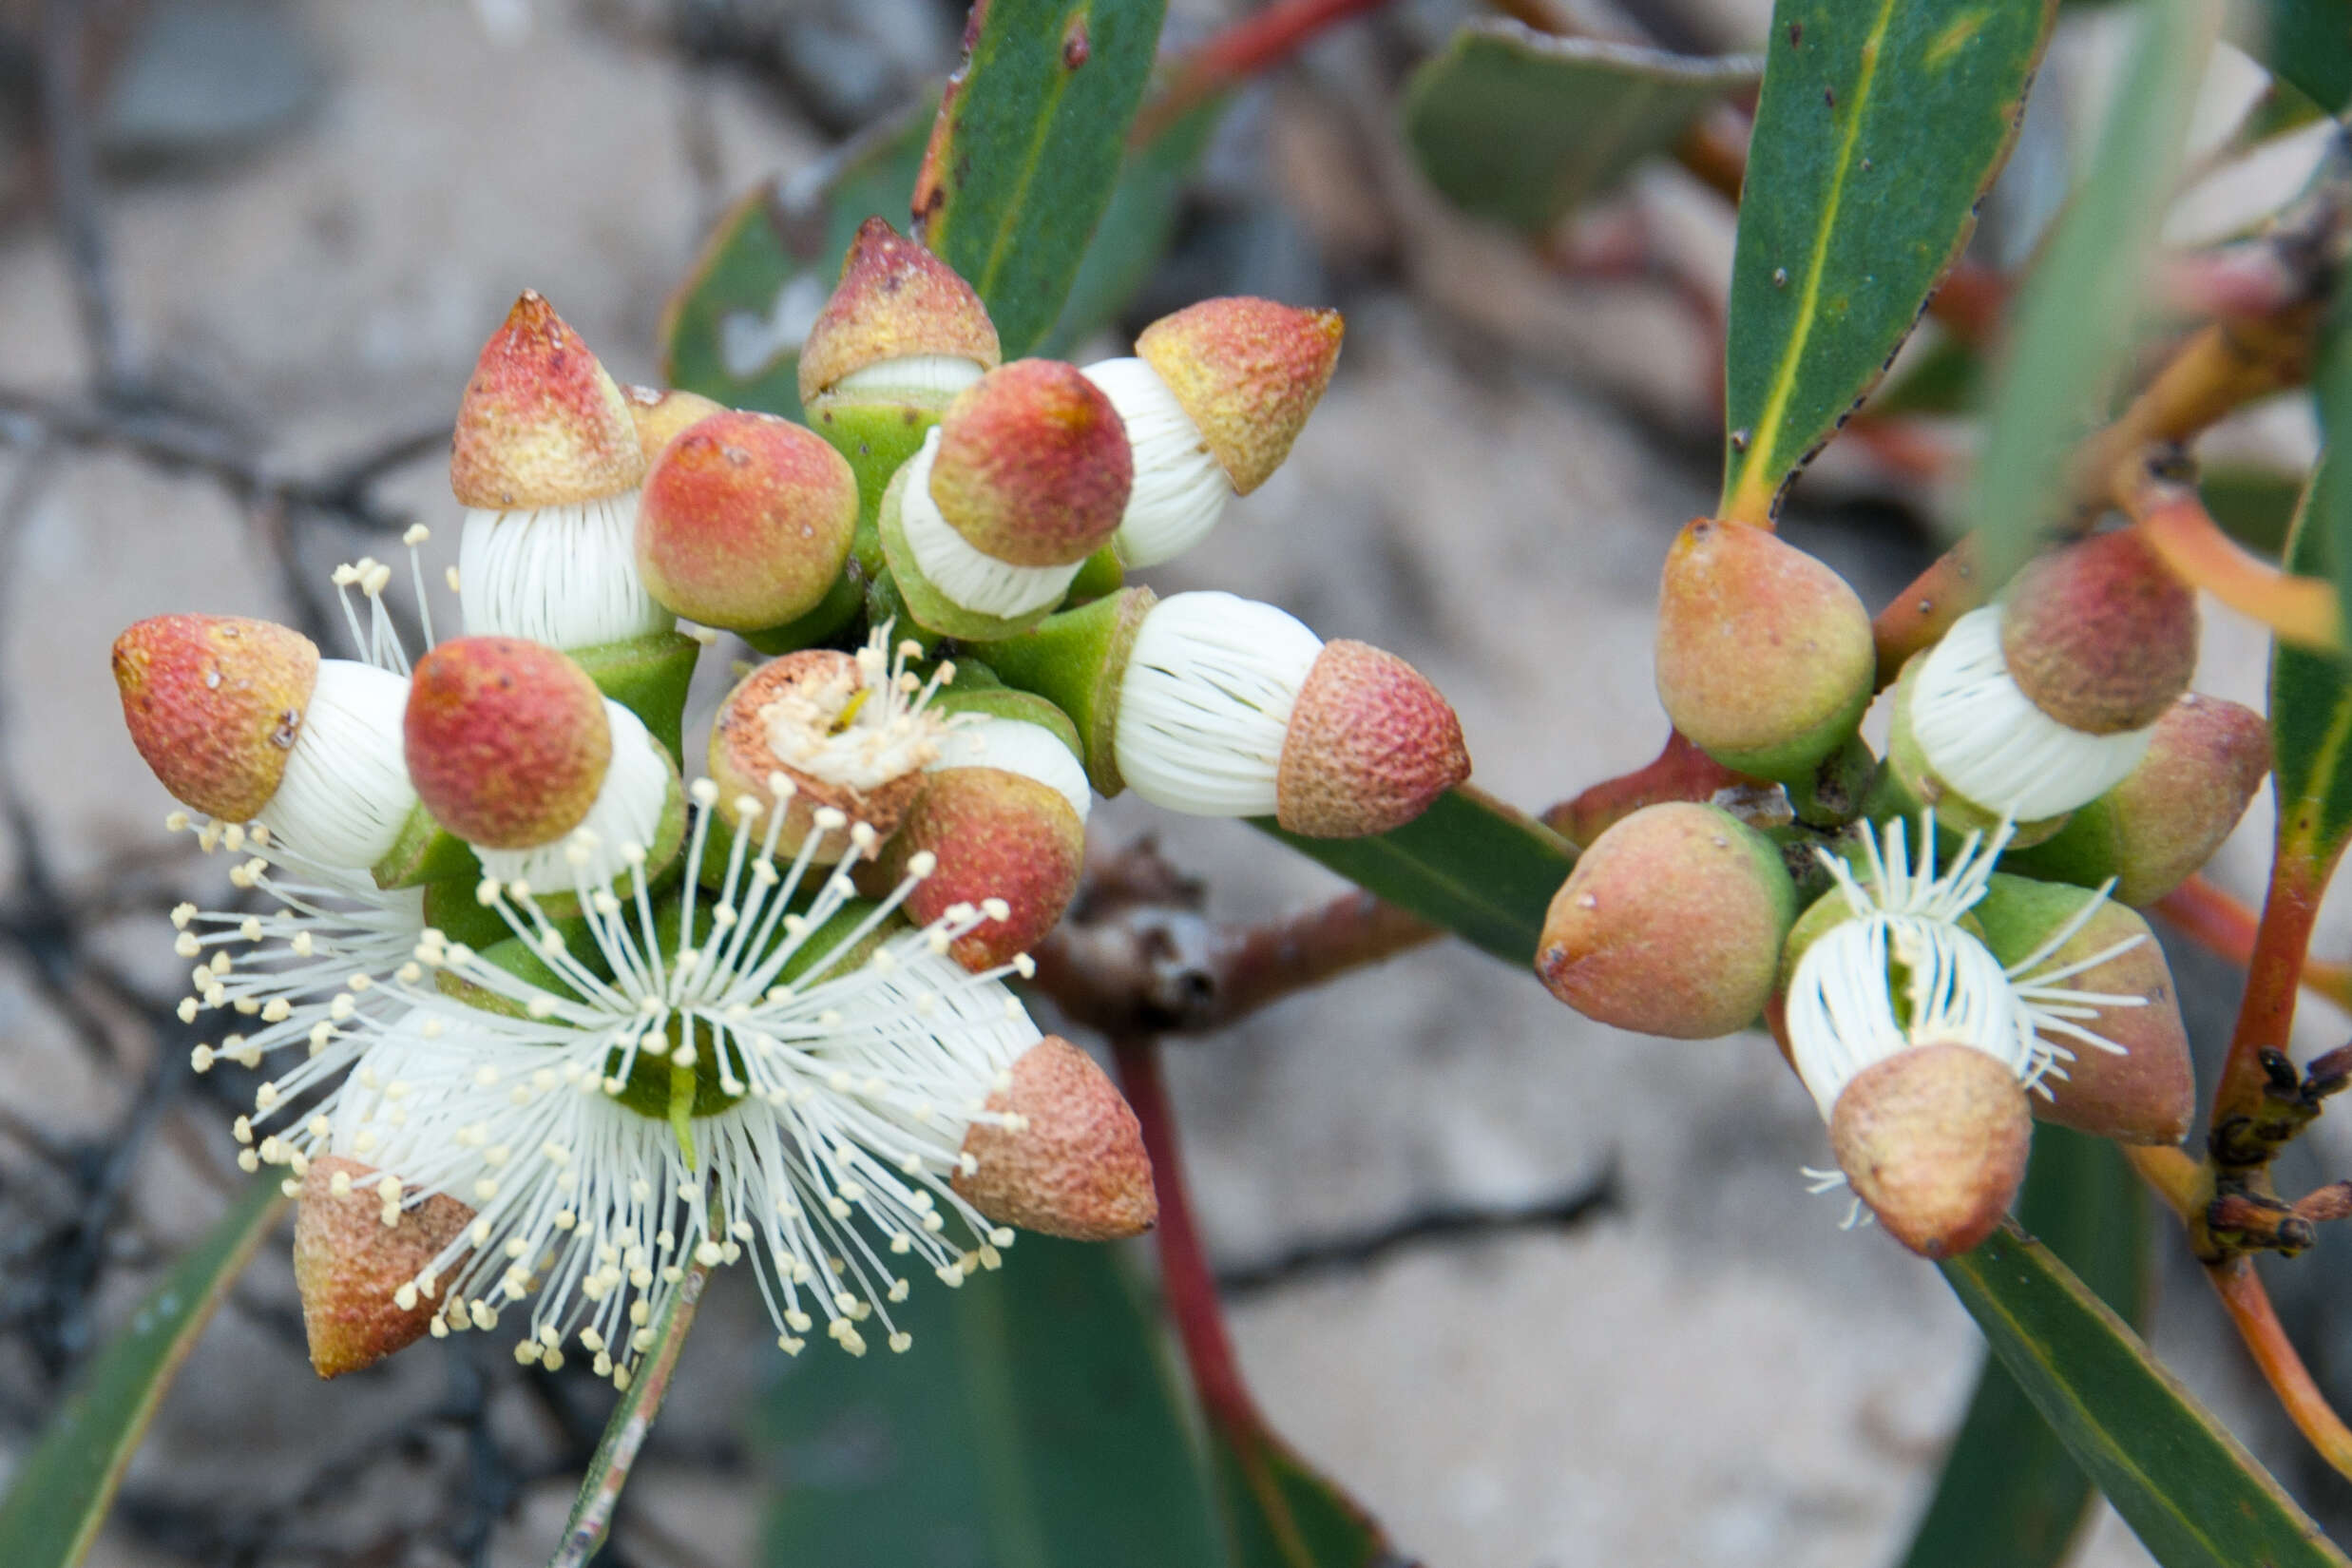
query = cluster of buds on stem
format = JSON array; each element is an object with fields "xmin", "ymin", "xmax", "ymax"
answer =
[{"xmin": 110, "ymin": 232, "xmax": 1479, "ymax": 1386}]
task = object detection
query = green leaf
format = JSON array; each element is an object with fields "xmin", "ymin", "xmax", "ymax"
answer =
[
  {"xmin": 2271, "ymin": 446, "xmax": 2352, "ymax": 865},
  {"xmin": 1720, "ymin": 0, "xmax": 2051, "ymax": 524},
  {"xmin": 1962, "ymin": 0, "xmax": 2214, "ymax": 585},
  {"xmin": 1941, "ymin": 1225, "xmax": 2349, "ymax": 1568},
  {"xmin": 758, "ymin": 1238, "xmax": 1232, "ymax": 1567},
  {"xmin": 2236, "ymin": 0, "xmax": 2352, "ymax": 112},
  {"xmin": 0, "ymin": 1179, "xmax": 283, "ymax": 1568},
  {"xmin": 1898, "ymin": 1127, "xmax": 2149, "ymax": 1568},
  {"xmin": 1400, "ymin": 21, "xmax": 1759, "ymax": 234},
  {"xmin": 915, "ymin": 0, "xmax": 1170, "ymax": 356},
  {"xmin": 1212, "ymin": 1428, "xmax": 1400, "ymax": 1568},
  {"xmin": 660, "ymin": 102, "xmax": 934, "ymax": 423},
  {"xmin": 1038, "ymin": 96, "xmax": 1226, "ymax": 357},
  {"xmin": 1254, "ymin": 786, "xmax": 1577, "ymax": 967}
]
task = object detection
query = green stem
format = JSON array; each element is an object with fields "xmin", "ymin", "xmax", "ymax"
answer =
[{"xmin": 547, "ymin": 1260, "xmax": 713, "ymax": 1568}]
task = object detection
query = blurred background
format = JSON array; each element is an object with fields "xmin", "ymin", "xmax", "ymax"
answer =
[{"xmin": 0, "ymin": 1, "xmax": 2345, "ymax": 1564}]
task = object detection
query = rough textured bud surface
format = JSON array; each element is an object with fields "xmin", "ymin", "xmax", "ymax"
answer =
[
  {"xmin": 114, "ymin": 614, "xmax": 319, "ymax": 821},
  {"xmin": 295, "ymin": 1156, "xmax": 474, "ymax": 1378},
  {"xmin": 929, "ymin": 360, "xmax": 1133, "ymax": 566},
  {"xmin": 1537, "ymin": 802, "xmax": 1794, "ymax": 1039},
  {"xmin": 798, "ymin": 218, "xmax": 1001, "ymax": 402},
  {"xmin": 2001, "ymin": 529, "xmax": 2197, "ymax": 735},
  {"xmin": 954, "ymin": 1037, "xmax": 1157, "ymax": 1240},
  {"xmin": 636, "ymin": 410, "xmax": 858, "ymax": 629},
  {"xmin": 1273, "ymin": 640, "xmax": 1470, "ymax": 836},
  {"xmin": 1828, "ymin": 1043, "xmax": 2029, "ymax": 1259},
  {"xmin": 1654, "ymin": 518, "xmax": 1875, "ymax": 780},
  {"xmin": 1135, "ymin": 296, "xmax": 1344, "ymax": 494},
  {"xmin": 2007, "ymin": 694, "xmax": 2270, "ymax": 906},
  {"xmin": 449, "ymin": 291, "xmax": 645, "ymax": 509},
  {"xmin": 881, "ymin": 767, "xmax": 1085, "ymax": 970},
  {"xmin": 406, "ymin": 637, "xmax": 612, "ymax": 849},
  {"xmin": 1973, "ymin": 874, "xmax": 2192, "ymax": 1144},
  {"xmin": 625, "ymin": 384, "xmax": 727, "ymax": 465}
]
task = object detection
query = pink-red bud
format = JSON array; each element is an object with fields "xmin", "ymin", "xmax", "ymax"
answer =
[
  {"xmin": 112, "ymin": 614, "xmax": 319, "ymax": 821},
  {"xmin": 294, "ymin": 1156, "xmax": 473, "ymax": 1378},
  {"xmin": 624, "ymin": 384, "xmax": 728, "ymax": 466},
  {"xmin": 880, "ymin": 768, "xmax": 1084, "ymax": 971},
  {"xmin": 2000, "ymin": 528, "xmax": 2197, "ymax": 735},
  {"xmin": 1134, "ymin": 296, "xmax": 1344, "ymax": 494},
  {"xmin": 797, "ymin": 218, "xmax": 1001, "ymax": 404},
  {"xmin": 1828, "ymin": 1043, "xmax": 2029, "ymax": 1259},
  {"xmin": 1274, "ymin": 641, "xmax": 1470, "ymax": 836},
  {"xmin": 405, "ymin": 637, "xmax": 612, "ymax": 849},
  {"xmin": 635, "ymin": 410, "xmax": 858, "ymax": 630},
  {"xmin": 449, "ymin": 291, "xmax": 645, "ymax": 510},
  {"xmin": 930, "ymin": 360, "xmax": 1133, "ymax": 567}
]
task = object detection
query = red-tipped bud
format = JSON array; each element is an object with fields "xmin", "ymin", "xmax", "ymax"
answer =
[
  {"xmin": 953, "ymin": 1037, "xmax": 1157, "ymax": 1240},
  {"xmin": 707, "ymin": 637, "xmax": 946, "ymax": 862},
  {"xmin": 113, "ymin": 614, "xmax": 319, "ymax": 821},
  {"xmin": 1273, "ymin": 640, "xmax": 1471, "ymax": 837},
  {"xmin": 1134, "ymin": 296, "xmax": 1344, "ymax": 494},
  {"xmin": 883, "ymin": 767, "xmax": 1085, "ymax": 970},
  {"xmin": 406, "ymin": 637, "xmax": 612, "ymax": 849},
  {"xmin": 797, "ymin": 218, "xmax": 1001, "ymax": 404},
  {"xmin": 635, "ymin": 411, "xmax": 858, "ymax": 630},
  {"xmin": 1972, "ymin": 874, "xmax": 2193, "ymax": 1145},
  {"xmin": 1537, "ymin": 802, "xmax": 1795, "ymax": 1039},
  {"xmin": 294, "ymin": 1156, "xmax": 474, "ymax": 1378},
  {"xmin": 1827, "ymin": 1043, "xmax": 2030, "ymax": 1259},
  {"xmin": 2005, "ymin": 694, "xmax": 2270, "ymax": 906},
  {"xmin": 449, "ymin": 291, "xmax": 644, "ymax": 510},
  {"xmin": 1654, "ymin": 519, "xmax": 1875, "ymax": 781},
  {"xmin": 929, "ymin": 360, "xmax": 1133, "ymax": 567},
  {"xmin": 2001, "ymin": 528, "xmax": 2197, "ymax": 735},
  {"xmin": 623, "ymin": 384, "xmax": 727, "ymax": 466}
]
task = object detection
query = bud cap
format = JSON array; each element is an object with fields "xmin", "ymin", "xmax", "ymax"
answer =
[
  {"xmin": 636, "ymin": 410, "xmax": 859, "ymax": 630},
  {"xmin": 930, "ymin": 360, "xmax": 1134, "ymax": 567},
  {"xmin": 797, "ymin": 218, "xmax": 1002, "ymax": 404},
  {"xmin": 1274, "ymin": 640, "xmax": 1470, "ymax": 837},
  {"xmin": 954, "ymin": 1037, "xmax": 1157, "ymax": 1240},
  {"xmin": 113, "ymin": 614, "xmax": 319, "ymax": 821},
  {"xmin": 883, "ymin": 765, "xmax": 1085, "ymax": 971},
  {"xmin": 1828, "ymin": 1043, "xmax": 2030, "ymax": 1259},
  {"xmin": 406, "ymin": 637, "xmax": 613, "ymax": 849},
  {"xmin": 1136, "ymin": 296, "xmax": 1344, "ymax": 494},
  {"xmin": 624, "ymin": 384, "xmax": 727, "ymax": 466},
  {"xmin": 449, "ymin": 291, "xmax": 645, "ymax": 510},
  {"xmin": 2001, "ymin": 529, "xmax": 2197, "ymax": 735},
  {"xmin": 295, "ymin": 1156, "xmax": 474, "ymax": 1378}
]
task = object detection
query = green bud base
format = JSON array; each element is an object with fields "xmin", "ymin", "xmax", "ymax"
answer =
[
  {"xmin": 574, "ymin": 629, "xmax": 703, "ymax": 763},
  {"xmin": 876, "ymin": 463, "xmax": 1058, "ymax": 642},
  {"xmin": 972, "ymin": 585, "xmax": 1157, "ymax": 797},
  {"xmin": 743, "ymin": 565, "xmax": 867, "ymax": 657},
  {"xmin": 808, "ymin": 394, "xmax": 948, "ymax": 568},
  {"xmin": 373, "ymin": 800, "xmax": 482, "ymax": 890},
  {"xmin": 932, "ymin": 682, "xmax": 1086, "ymax": 764}
]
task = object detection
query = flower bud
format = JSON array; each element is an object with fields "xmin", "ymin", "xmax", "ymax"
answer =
[
  {"xmin": 635, "ymin": 410, "xmax": 858, "ymax": 631},
  {"xmin": 2000, "ymin": 528, "xmax": 2197, "ymax": 735},
  {"xmin": 797, "ymin": 217, "xmax": 1001, "ymax": 408},
  {"xmin": 953, "ymin": 1036, "xmax": 1157, "ymax": 1240},
  {"xmin": 1536, "ymin": 802, "xmax": 1795, "ymax": 1039},
  {"xmin": 406, "ymin": 638, "xmax": 611, "ymax": 849},
  {"xmin": 708, "ymin": 627, "xmax": 951, "ymax": 863},
  {"xmin": 294, "ymin": 1155, "xmax": 474, "ymax": 1378},
  {"xmin": 1093, "ymin": 592, "xmax": 1466, "ymax": 833},
  {"xmin": 2002, "ymin": 694, "xmax": 2270, "ymax": 906},
  {"xmin": 623, "ymin": 384, "xmax": 727, "ymax": 467},
  {"xmin": 113, "ymin": 614, "xmax": 319, "ymax": 823},
  {"xmin": 1826, "ymin": 1042, "xmax": 2030, "ymax": 1259},
  {"xmin": 1133, "ymin": 296, "xmax": 1344, "ymax": 496},
  {"xmin": 451, "ymin": 292, "xmax": 669, "ymax": 651},
  {"xmin": 1971, "ymin": 874, "xmax": 2192, "ymax": 1144},
  {"xmin": 879, "ymin": 362, "xmax": 1132, "ymax": 639},
  {"xmin": 1654, "ymin": 518, "xmax": 1875, "ymax": 781},
  {"xmin": 878, "ymin": 700, "xmax": 1090, "ymax": 971}
]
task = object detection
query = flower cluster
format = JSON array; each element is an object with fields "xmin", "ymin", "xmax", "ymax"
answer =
[
  {"xmin": 114, "ymin": 228, "xmax": 1476, "ymax": 1383},
  {"xmin": 1539, "ymin": 517, "xmax": 2266, "ymax": 1258}
]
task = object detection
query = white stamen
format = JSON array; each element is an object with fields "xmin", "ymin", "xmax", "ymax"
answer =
[
  {"xmin": 476, "ymin": 702, "xmax": 674, "ymax": 890},
  {"xmin": 258, "ymin": 660, "xmax": 418, "ymax": 870},
  {"xmin": 928, "ymin": 717, "xmax": 1092, "ymax": 822},
  {"xmin": 1113, "ymin": 591, "xmax": 1323, "ymax": 816},
  {"xmin": 1083, "ymin": 357, "xmax": 1231, "ymax": 568},
  {"xmin": 897, "ymin": 429, "xmax": 1080, "ymax": 618},
  {"xmin": 459, "ymin": 491, "xmax": 673, "ymax": 650},
  {"xmin": 831, "ymin": 355, "xmax": 985, "ymax": 401}
]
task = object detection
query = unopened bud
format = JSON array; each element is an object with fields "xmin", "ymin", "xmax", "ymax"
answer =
[
  {"xmin": 1537, "ymin": 803, "xmax": 1795, "ymax": 1039},
  {"xmin": 1133, "ymin": 296, "xmax": 1344, "ymax": 495},
  {"xmin": 406, "ymin": 638, "xmax": 611, "ymax": 849},
  {"xmin": 953, "ymin": 1037, "xmax": 1157, "ymax": 1240},
  {"xmin": 1972, "ymin": 874, "xmax": 2191, "ymax": 1145},
  {"xmin": 1275, "ymin": 641, "xmax": 1471, "ymax": 837},
  {"xmin": 2004, "ymin": 694, "xmax": 2270, "ymax": 906},
  {"xmin": 294, "ymin": 1155, "xmax": 474, "ymax": 1377},
  {"xmin": 635, "ymin": 410, "xmax": 857, "ymax": 631},
  {"xmin": 1654, "ymin": 518, "xmax": 1874, "ymax": 781},
  {"xmin": 449, "ymin": 291, "xmax": 644, "ymax": 511},
  {"xmin": 2000, "ymin": 528, "xmax": 2197, "ymax": 735},
  {"xmin": 1827, "ymin": 1043, "xmax": 2030, "ymax": 1259},
  {"xmin": 113, "ymin": 614, "xmax": 319, "ymax": 822},
  {"xmin": 797, "ymin": 218, "xmax": 1001, "ymax": 407},
  {"xmin": 623, "ymin": 384, "xmax": 727, "ymax": 466}
]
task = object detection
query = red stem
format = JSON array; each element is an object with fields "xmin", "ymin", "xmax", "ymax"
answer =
[
  {"xmin": 2213, "ymin": 852, "xmax": 2328, "ymax": 1131},
  {"xmin": 1113, "ymin": 1033, "xmax": 1263, "ymax": 1435},
  {"xmin": 2209, "ymin": 1259, "xmax": 2352, "ymax": 1483},
  {"xmin": 1133, "ymin": 0, "xmax": 1398, "ymax": 143}
]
